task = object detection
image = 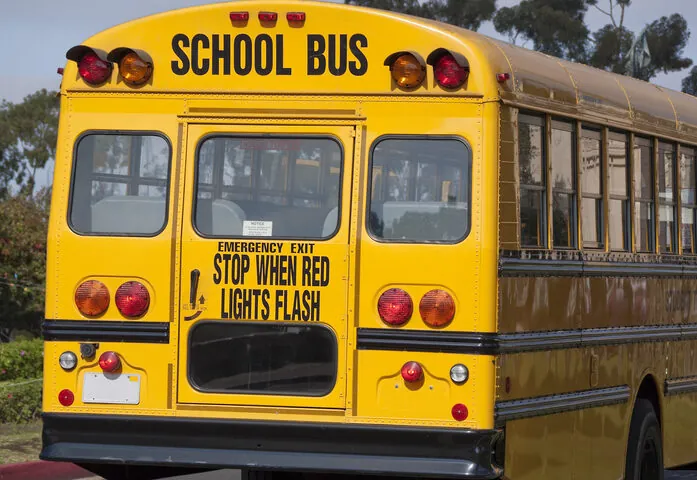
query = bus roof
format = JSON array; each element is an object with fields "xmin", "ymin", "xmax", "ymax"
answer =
[{"xmin": 62, "ymin": 0, "xmax": 697, "ymax": 143}]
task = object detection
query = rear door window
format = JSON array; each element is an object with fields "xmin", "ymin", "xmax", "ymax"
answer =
[
  {"xmin": 368, "ymin": 137, "xmax": 471, "ymax": 242},
  {"xmin": 194, "ymin": 136, "xmax": 342, "ymax": 239}
]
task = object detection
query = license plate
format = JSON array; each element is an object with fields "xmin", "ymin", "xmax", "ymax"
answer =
[{"xmin": 82, "ymin": 372, "xmax": 141, "ymax": 405}]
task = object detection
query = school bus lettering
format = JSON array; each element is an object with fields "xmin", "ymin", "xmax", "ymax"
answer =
[
  {"xmin": 213, "ymin": 249, "xmax": 329, "ymax": 321},
  {"xmin": 307, "ymin": 33, "xmax": 368, "ymax": 76},
  {"xmin": 171, "ymin": 33, "xmax": 367, "ymax": 77}
]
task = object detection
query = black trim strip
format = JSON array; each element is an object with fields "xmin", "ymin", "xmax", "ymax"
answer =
[
  {"xmin": 357, "ymin": 324, "xmax": 696, "ymax": 354},
  {"xmin": 356, "ymin": 329, "xmax": 499, "ymax": 355},
  {"xmin": 42, "ymin": 320, "xmax": 169, "ymax": 344},
  {"xmin": 495, "ymin": 385, "xmax": 630, "ymax": 422},
  {"xmin": 41, "ymin": 414, "xmax": 503, "ymax": 479},
  {"xmin": 499, "ymin": 256, "xmax": 697, "ymax": 278},
  {"xmin": 665, "ymin": 376, "xmax": 697, "ymax": 396}
]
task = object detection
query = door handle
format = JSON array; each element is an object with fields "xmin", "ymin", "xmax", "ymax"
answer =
[{"xmin": 190, "ymin": 269, "xmax": 200, "ymax": 306}]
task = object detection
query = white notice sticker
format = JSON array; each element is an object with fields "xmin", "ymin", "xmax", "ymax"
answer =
[{"xmin": 243, "ymin": 220, "xmax": 273, "ymax": 237}]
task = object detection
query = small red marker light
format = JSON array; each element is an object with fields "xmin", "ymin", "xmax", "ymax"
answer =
[
  {"xmin": 259, "ymin": 11, "xmax": 278, "ymax": 22},
  {"xmin": 229, "ymin": 12, "xmax": 249, "ymax": 22},
  {"xmin": 497, "ymin": 73, "xmax": 511, "ymax": 82},
  {"xmin": 57, "ymin": 67, "xmax": 64, "ymax": 75},
  {"xmin": 99, "ymin": 351, "xmax": 121, "ymax": 372},
  {"xmin": 452, "ymin": 403, "xmax": 469, "ymax": 421},
  {"xmin": 401, "ymin": 361, "xmax": 423, "ymax": 383},
  {"xmin": 59, "ymin": 389, "xmax": 74, "ymax": 407},
  {"xmin": 287, "ymin": 12, "xmax": 306, "ymax": 22}
]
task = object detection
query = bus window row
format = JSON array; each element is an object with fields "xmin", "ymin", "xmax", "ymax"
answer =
[
  {"xmin": 68, "ymin": 132, "xmax": 471, "ymax": 244},
  {"xmin": 518, "ymin": 110, "xmax": 697, "ymax": 255}
]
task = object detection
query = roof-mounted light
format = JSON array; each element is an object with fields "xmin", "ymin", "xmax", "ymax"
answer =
[
  {"xmin": 259, "ymin": 11, "xmax": 278, "ymax": 22},
  {"xmin": 286, "ymin": 12, "xmax": 306, "ymax": 23},
  {"xmin": 107, "ymin": 48, "xmax": 153, "ymax": 86},
  {"xmin": 384, "ymin": 51, "xmax": 427, "ymax": 90},
  {"xmin": 427, "ymin": 48, "xmax": 469, "ymax": 90},
  {"xmin": 230, "ymin": 11, "xmax": 250, "ymax": 23},
  {"xmin": 66, "ymin": 45, "xmax": 112, "ymax": 86}
]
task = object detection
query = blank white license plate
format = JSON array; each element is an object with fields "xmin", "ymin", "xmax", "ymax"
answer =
[{"xmin": 82, "ymin": 372, "xmax": 141, "ymax": 405}]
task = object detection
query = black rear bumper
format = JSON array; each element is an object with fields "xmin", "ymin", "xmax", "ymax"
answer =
[{"xmin": 41, "ymin": 413, "xmax": 504, "ymax": 479}]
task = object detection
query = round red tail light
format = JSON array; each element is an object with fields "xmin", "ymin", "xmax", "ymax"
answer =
[
  {"xmin": 99, "ymin": 351, "xmax": 121, "ymax": 372},
  {"xmin": 115, "ymin": 281, "xmax": 150, "ymax": 318},
  {"xmin": 58, "ymin": 389, "xmax": 74, "ymax": 407},
  {"xmin": 78, "ymin": 52, "xmax": 112, "ymax": 85},
  {"xmin": 452, "ymin": 403, "xmax": 469, "ymax": 421},
  {"xmin": 434, "ymin": 54, "xmax": 468, "ymax": 89},
  {"xmin": 378, "ymin": 288, "xmax": 413, "ymax": 326},
  {"xmin": 401, "ymin": 361, "xmax": 423, "ymax": 383}
]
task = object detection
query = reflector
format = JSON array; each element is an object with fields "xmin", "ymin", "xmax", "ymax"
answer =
[
  {"xmin": 58, "ymin": 389, "xmax": 74, "ymax": 407},
  {"xmin": 452, "ymin": 403, "xmax": 468, "ymax": 421}
]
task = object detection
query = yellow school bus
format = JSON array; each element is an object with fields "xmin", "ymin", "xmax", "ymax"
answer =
[{"xmin": 39, "ymin": 1, "xmax": 697, "ymax": 479}]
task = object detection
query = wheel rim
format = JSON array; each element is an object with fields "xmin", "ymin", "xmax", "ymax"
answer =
[{"xmin": 640, "ymin": 434, "xmax": 660, "ymax": 479}]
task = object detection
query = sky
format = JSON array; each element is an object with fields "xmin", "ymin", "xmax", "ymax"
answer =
[{"xmin": 2, "ymin": 0, "xmax": 697, "ymax": 187}]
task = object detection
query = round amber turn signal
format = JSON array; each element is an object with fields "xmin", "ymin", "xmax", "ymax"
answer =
[
  {"xmin": 390, "ymin": 53, "xmax": 426, "ymax": 89},
  {"xmin": 419, "ymin": 289, "xmax": 455, "ymax": 327},
  {"xmin": 75, "ymin": 280, "xmax": 110, "ymax": 317}
]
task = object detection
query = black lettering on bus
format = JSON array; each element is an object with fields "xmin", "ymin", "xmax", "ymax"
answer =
[
  {"xmin": 171, "ymin": 34, "xmax": 190, "ymax": 75},
  {"xmin": 307, "ymin": 34, "xmax": 326, "ymax": 75},
  {"xmin": 276, "ymin": 34, "xmax": 292, "ymax": 75},
  {"xmin": 302, "ymin": 256, "xmax": 330, "ymax": 286},
  {"xmin": 255, "ymin": 34, "xmax": 273, "ymax": 76},
  {"xmin": 261, "ymin": 289, "xmax": 271, "ymax": 319},
  {"xmin": 213, "ymin": 253, "xmax": 222, "ymax": 284},
  {"xmin": 328, "ymin": 34, "xmax": 347, "ymax": 76},
  {"xmin": 234, "ymin": 34, "xmax": 252, "ymax": 75},
  {"xmin": 212, "ymin": 34, "xmax": 231, "ymax": 75},
  {"xmin": 349, "ymin": 34, "xmax": 368, "ymax": 76},
  {"xmin": 192, "ymin": 33, "xmax": 210, "ymax": 75}
]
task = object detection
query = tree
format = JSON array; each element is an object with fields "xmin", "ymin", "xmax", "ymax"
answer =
[
  {"xmin": 493, "ymin": 0, "xmax": 594, "ymax": 62},
  {"xmin": 0, "ymin": 89, "xmax": 59, "ymax": 198},
  {"xmin": 344, "ymin": 0, "xmax": 497, "ymax": 31},
  {"xmin": 590, "ymin": 2, "xmax": 692, "ymax": 81},
  {"xmin": 0, "ymin": 189, "xmax": 50, "ymax": 340},
  {"xmin": 682, "ymin": 66, "xmax": 697, "ymax": 96}
]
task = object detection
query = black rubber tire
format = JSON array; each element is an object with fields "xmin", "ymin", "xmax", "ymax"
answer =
[{"xmin": 625, "ymin": 398, "xmax": 664, "ymax": 480}]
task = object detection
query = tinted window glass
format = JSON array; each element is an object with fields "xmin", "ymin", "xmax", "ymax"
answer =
[
  {"xmin": 519, "ymin": 114, "xmax": 546, "ymax": 247},
  {"xmin": 608, "ymin": 134, "xmax": 629, "ymax": 251},
  {"xmin": 189, "ymin": 322, "xmax": 337, "ymax": 396},
  {"xmin": 194, "ymin": 137, "xmax": 342, "ymax": 239},
  {"xmin": 368, "ymin": 137, "xmax": 470, "ymax": 242},
  {"xmin": 70, "ymin": 134, "xmax": 170, "ymax": 235},
  {"xmin": 550, "ymin": 121, "xmax": 576, "ymax": 248}
]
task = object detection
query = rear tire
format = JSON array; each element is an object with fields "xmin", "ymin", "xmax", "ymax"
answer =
[{"xmin": 625, "ymin": 398, "xmax": 663, "ymax": 480}]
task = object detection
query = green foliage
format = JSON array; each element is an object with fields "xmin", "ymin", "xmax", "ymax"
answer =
[
  {"xmin": 493, "ymin": 0, "xmax": 593, "ymax": 62},
  {"xmin": 344, "ymin": 0, "xmax": 496, "ymax": 31},
  {"xmin": 0, "ymin": 89, "xmax": 59, "ymax": 198},
  {"xmin": 682, "ymin": 66, "xmax": 697, "ymax": 95},
  {"xmin": 0, "ymin": 379, "xmax": 42, "ymax": 423},
  {"xmin": 0, "ymin": 339, "xmax": 43, "ymax": 382},
  {"xmin": 0, "ymin": 194, "xmax": 49, "ymax": 338}
]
